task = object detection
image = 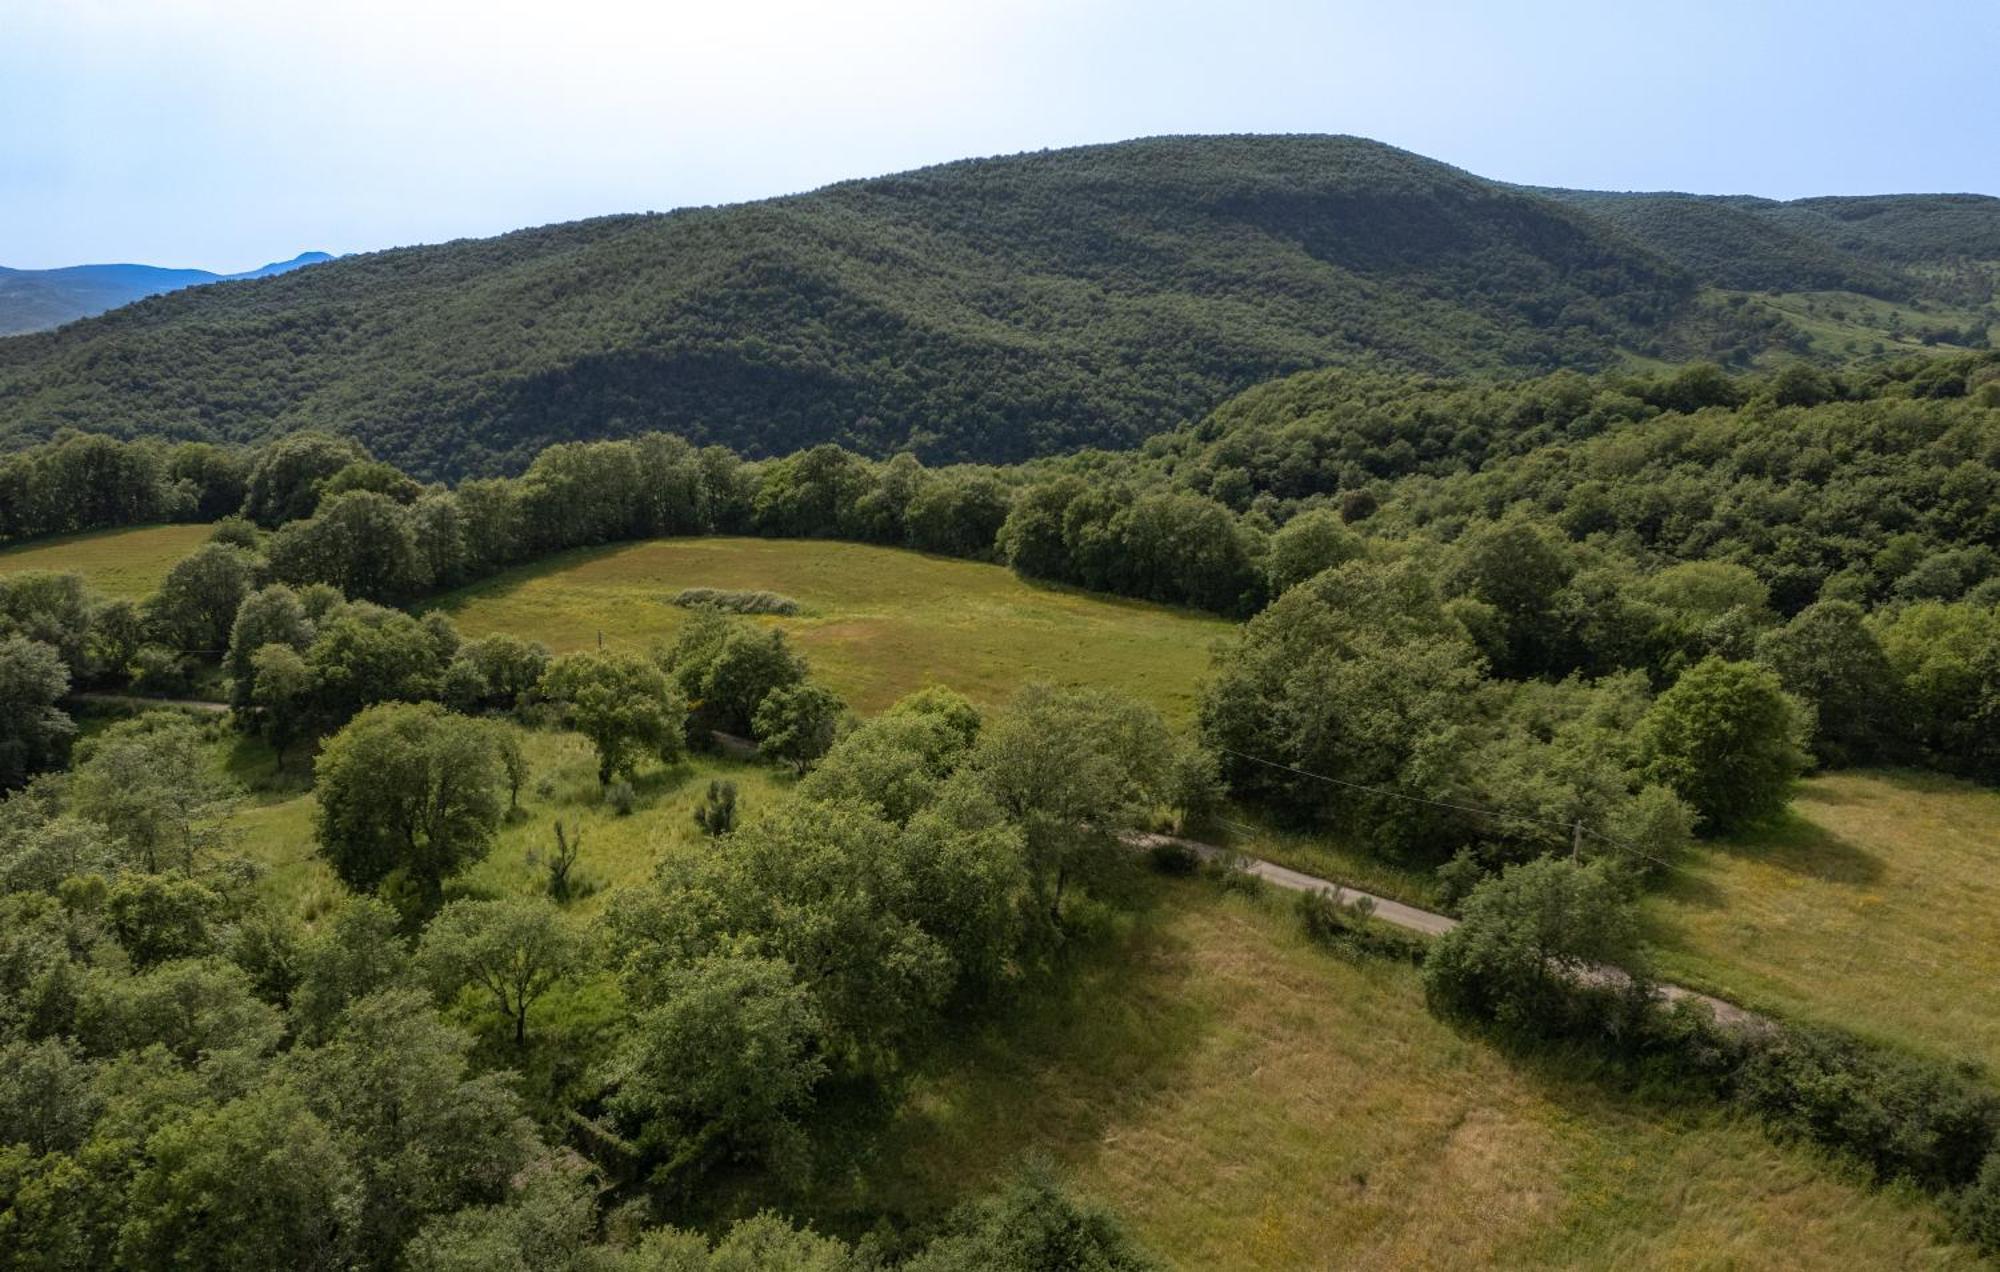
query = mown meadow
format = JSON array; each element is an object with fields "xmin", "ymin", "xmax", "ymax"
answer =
[{"xmin": 425, "ymin": 537, "xmax": 1230, "ymax": 722}]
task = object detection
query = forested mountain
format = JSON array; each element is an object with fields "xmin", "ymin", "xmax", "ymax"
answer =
[
  {"xmin": 0, "ymin": 253, "xmax": 332, "ymax": 337},
  {"xmin": 1540, "ymin": 188, "xmax": 2000, "ymax": 302},
  {"xmin": 0, "ymin": 136, "xmax": 1993, "ymax": 479}
]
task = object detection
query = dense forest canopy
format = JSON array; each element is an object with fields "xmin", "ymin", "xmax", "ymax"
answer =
[{"xmin": 2, "ymin": 135, "xmax": 1994, "ymax": 480}]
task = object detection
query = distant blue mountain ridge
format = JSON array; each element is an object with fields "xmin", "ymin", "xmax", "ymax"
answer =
[{"xmin": 0, "ymin": 251, "xmax": 333, "ymax": 336}]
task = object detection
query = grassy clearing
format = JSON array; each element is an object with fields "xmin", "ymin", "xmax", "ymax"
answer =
[
  {"xmin": 1744, "ymin": 289, "xmax": 1996, "ymax": 359},
  {"xmin": 216, "ymin": 724, "xmax": 787, "ymax": 921},
  {"xmin": 0, "ymin": 523, "xmax": 211, "ymax": 598},
  {"xmin": 826, "ymin": 879, "xmax": 1970, "ymax": 1269},
  {"xmin": 425, "ymin": 537, "xmax": 1230, "ymax": 722},
  {"xmin": 1648, "ymin": 769, "xmax": 2000, "ymax": 1073}
]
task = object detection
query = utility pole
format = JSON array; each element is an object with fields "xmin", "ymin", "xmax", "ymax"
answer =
[{"xmin": 1571, "ymin": 819, "xmax": 1583, "ymax": 861}]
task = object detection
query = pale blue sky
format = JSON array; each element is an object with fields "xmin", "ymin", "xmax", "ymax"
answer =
[{"xmin": 4, "ymin": 0, "xmax": 1995, "ymax": 271}]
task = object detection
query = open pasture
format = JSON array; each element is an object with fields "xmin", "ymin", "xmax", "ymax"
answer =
[
  {"xmin": 0, "ymin": 523, "xmax": 211, "ymax": 597},
  {"xmin": 427, "ymin": 537, "xmax": 1231, "ymax": 720}
]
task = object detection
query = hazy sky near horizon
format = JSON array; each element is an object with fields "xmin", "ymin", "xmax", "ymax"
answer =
[{"xmin": 4, "ymin": 0, "xmax": 1996, "ymax": 271}]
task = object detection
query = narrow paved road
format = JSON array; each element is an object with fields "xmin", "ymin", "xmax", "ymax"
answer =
[{"xmin": 1125, "ymin": 830, "xmax": 1763, "ymax": 1030}]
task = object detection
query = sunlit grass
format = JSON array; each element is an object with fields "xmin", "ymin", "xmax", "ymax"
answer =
[
  {"xmin": 0, "ymin": 523, "xmax": 212, "ymax": 598},
  {"xmin": 1648, "ymin": 769, "xmax": 2000, "ymax": 1073},
  {"xmin": 821, "ymin": 879, "xmax": 1972, "ymax": 1268},
  {"xmin": 423, "ymin": 537, "xmax": 1230, "ymax": 723},
  {"xmin": 216, "ymin": 722, "xmax": 787, "ymax": 920}
]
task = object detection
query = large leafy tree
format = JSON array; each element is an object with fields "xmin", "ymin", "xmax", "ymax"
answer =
[
  {"xmin": 1265, "ymin": 507, "xmax": 1365, "ymax": 596},
  {"xmin": 145, "ymin": 543, "xmax": 260, "ymax": 654},
  {"xmin": 537, "ymin": 650, "xmax": 686, "ymax": 784},
  {"xmin": 117, "ymin": 1083, "xmax": 363, "ymax": 1272},
  {"xmin": 242, "ymin": 431, "xmax": 370, "ymax": 528},
  {"xmin": 267, "ymin": 490, "xmax": 431, "ymax": 604},
  {"xmin": 1639, "ymin": 657, "xmax": 1809, "ymax": 833},
  {"xmin": 289, "ymin": 895, "xmax": 411, "ymax": 1045},
  {"xmin": 226, "ymin": 584, "xmax": 316, "ymax": 710},
  {"xmin": 68, "ymin": 713, "xmax": 240, "ymax": 874},
  {"xmin": 694, "ymin": 627, "xmax": 808, "ymax": 737},
  {"xmin": 0, "ymin": 636, "xmax": 73, "ymax": 791},
  {"xmin": 751, "ymin": 681, "xmax": 845, "ymax": 773},
  {"xmin": 304, "ymin": 602, "xmax": 453, "ymax": 727},
  {"xmin": 1422, "ymin": 857, "xmax": 1648, "ymax": 1034},
  {"xmin": 609, "ymin": 799, "xmax": 954, "ymax": 1072},
  {"xmin": 313, "ymin": 703, "xmax": 504, "ymax": 909},
  {"xmin": 970, "ymin": 683, "xmax": 1179, "ymax": 928},
  {"xmin": 1756, "ymin": 599, "xmax": 1899, "ymax": 766},
  {"xmin": 1200, "ymin": 559, "xmax": 1488, "ymax": 857},
  {"xmin": 417, "ymin": 897, "xmax": 584, "ymax": 1047},
  {"xmin": 289, "ymin": 989, "xmax": 537, "ymax": 1265},
  {"xmin": 601, "ymin": 953, "xmax": 825, "ymax": 1180},
  {"xmin": 1873, "ymin": 601, "xmax": 2000, "ymax": 781},
  {"xmin": 0, "ymin": 571, "xmax": 94, "ymax": 677}
]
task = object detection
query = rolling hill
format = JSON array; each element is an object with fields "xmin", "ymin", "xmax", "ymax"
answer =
[
  {"xmin": 1540, "ymin": 187, "xmax": 2000, "ymax": 301},
  {"xmin": 0, "ymin": 252, "xmax": 333, "ymax": 337},
  {"xmin": 0, "ymin": 135, "xmax": 1993, "ymax": 478}
]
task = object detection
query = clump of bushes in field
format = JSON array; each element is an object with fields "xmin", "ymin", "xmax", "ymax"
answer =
[
  {"xmin": 671, "ymin": 587, "xmax": 801, "ymax": 616},
  {"xmin": 1293, "ymin": 887, "xmax": 1427, "ymax": 964}
]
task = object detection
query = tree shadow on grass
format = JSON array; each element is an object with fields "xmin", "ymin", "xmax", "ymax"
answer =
[
  {"xmin": 221, "ymin": 730, "xmax": 312, "ymax": 797},
  {"xmin": 733, "ymin": 875, "xmax": 1212, "ymax": 1242},
  {"xmin": 1715, "ymin": 809, "xmax": 1884, "ymax": 887},
  {"xmin": 1651, "ymin": 867, "xmax": 1729, "ymax": 910}
]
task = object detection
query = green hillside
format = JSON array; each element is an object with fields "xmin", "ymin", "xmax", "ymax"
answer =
[
  {"xmin": 0, "ymin": 136, "xmax": 1723, "ymax": 479},
  {"xmin": 1, "ymin": 136, "xmax": 1993, "ymax": 481}
]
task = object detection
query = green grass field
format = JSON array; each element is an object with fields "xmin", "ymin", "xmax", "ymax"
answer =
[
  {"xmin": 0, "ymin": 523, "xmax": 211, "ymax": 598},
  {"xmin": 219, "ymin": 724, "xmax": 788, "ymax": 921},
  {"xmin": 426, "ymin": 537, "xmax": 1231, "ymax": 721},
  {"xmin": 828, "ymin": 880, "xmax": 1973, "ymax": 1268},
  {"xmin": 1648, "ymin": 770, "xmax": 2000, "ymax": 1073}
]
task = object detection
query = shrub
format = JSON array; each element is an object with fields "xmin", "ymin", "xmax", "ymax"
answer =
[
  {"xmin": 1145, "ymin": 839, "xmax": 1199, "ymax": 875},
  {"xmin": 604, "ymin": 779, "xmax": 636, "ymax": 816},
  {"xmin": 671, "ymin": 588, "xmax": 802, "ymax": 616},
  {"xmin": 1956, "ymin": 1155, "xmax": 2000, "ymax": 1254},
  {"xmin": 1206, "ymin": 855, "xmax": 1264, "ymax": 896},
  {"xmin": 693, "ymin": 780, "xmax": 737, "ymax": 837},
  {"xmin": 1294, "ymin": 887, "xmax": 1424, "ymax": 964},
  {"xmin": 1735, "ymin": 1026, "xmax": 2000, "ymax": 1189}
]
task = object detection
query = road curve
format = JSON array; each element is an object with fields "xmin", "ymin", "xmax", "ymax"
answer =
[{"xmin": 1124, "ymin": 830, "xmax": 1764, "ymax": 1031}]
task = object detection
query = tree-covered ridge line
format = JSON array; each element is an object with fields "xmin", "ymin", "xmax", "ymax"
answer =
[{"xmin": 1, "ymin": 135, "xmax": 1993, "ymax": 479}]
